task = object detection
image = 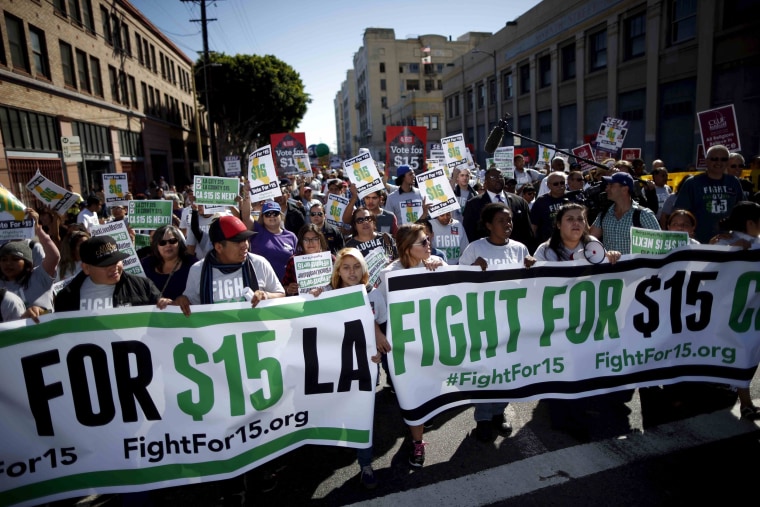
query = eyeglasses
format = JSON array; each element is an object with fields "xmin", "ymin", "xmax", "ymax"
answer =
[
  {"xmin": 709, "ymin": 157, "xmax": 729, "ymax": 162},
  {"xmin": 355, "ymin": 216, "xmax": 375, "ymax": 224},
  {"xmin": 158, "ymin": 238, "xmax": 179, "ymax": 246},
  {"xmin": 263, "ymin": 211, "xmax": 280, "ymax": 218},
  {"xmin": 550, "ymin": 181, "xmax": 565, "ymax": 187},
  {"xmin": 302, "ymin": 237, "xmax": 320, "ymax": 243},
  {"xmin": 310, "ymin": 211, "xmax": 324, "ymax": 217},
  {"xmin": 413, "ymin": 237, "xmax": 430, "ymax": 247}
]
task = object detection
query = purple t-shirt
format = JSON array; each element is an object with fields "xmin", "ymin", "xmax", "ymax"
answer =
[{"xmin": 250, "ymin": 222, "xmax": 297, "ymax": 281}]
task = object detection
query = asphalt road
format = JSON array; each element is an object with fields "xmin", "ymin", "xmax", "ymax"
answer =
[{"xmin": 71, "ymin": 367, "xmax": 758, "ymax": 507}]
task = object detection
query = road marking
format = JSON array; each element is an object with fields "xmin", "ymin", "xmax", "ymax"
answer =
[{"xmin": 351, "ymin": 405, "xmax": 759, "ymax": 507}]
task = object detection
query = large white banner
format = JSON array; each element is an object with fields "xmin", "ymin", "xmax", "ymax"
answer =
[
  {"xmin": 385, "ymin": 247, "xmax": 760, "ymax": 425},
  {"xmin": 0, "ymin": 286, "xmax": 376, "ymax": 506}
]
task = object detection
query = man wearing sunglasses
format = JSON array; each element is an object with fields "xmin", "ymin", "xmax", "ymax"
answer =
[
  {"xmin": 674, "ymin": 144, "xmax": 744, "ymax": 243},
  {"xmin": 530, "ymin": 172, "xmax": 568, "ymax": 243},
  {"xmin": 728, "ymin": 153, "xmax": 753, "ymax": 200},
  {"xmin": 308, "ymin": 201, "xmax": 345, "ymax": 254}
]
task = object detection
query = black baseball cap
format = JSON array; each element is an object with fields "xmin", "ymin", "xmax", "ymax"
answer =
[{"xmin": 80, "ymin": 236, "xmax": 130, "ymax": 267}]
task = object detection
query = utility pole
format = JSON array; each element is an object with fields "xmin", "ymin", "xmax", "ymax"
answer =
[{"xmin": 183, "ymin": 0, "xmax": 219, "ymax": 175}]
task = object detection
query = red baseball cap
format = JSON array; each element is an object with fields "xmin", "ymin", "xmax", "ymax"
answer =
[{"xmin": 208, "ymin": 216, "xmax": 255, "ymax": 243}]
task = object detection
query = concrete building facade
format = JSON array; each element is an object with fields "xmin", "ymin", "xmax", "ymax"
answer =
[
  {"xmin": 444, "ymin": 0, "xmax": 759, "ymax": 170},
  {"xmin": 0, "ymin": 0, "xmax": 206, "ymax": 204},
  {"xmin": 338, "ymin": 28, "xmax": 491, "ymax": 170}
]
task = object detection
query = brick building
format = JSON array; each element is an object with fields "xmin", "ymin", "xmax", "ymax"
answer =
[{"xmin": 0, "ymin": 0, "xmax": 205, "ymax": 204}]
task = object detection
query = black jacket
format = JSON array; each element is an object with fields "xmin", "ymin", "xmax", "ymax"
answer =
[
  {"xmin": 55, "ymin": 271, "xmax": 161, "ymax": 312},
  {"xmin": 463, "ymin": 192, "xmax": 536, "ymax": 251}
]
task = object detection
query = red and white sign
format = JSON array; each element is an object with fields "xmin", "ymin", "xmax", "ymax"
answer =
[{"xmin": 697, "ymin": 104, "xmax": 740, "ymax": 152}]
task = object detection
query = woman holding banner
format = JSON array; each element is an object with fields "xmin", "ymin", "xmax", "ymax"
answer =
[
  {"xmin": 533, "ymin": 203, "xmax": 621, "ymax": 263},
  {"xmin": 312, "ymin": 247, "xmax": 390, "ymax": 488},
  {"xmin": 282, "ymin": 224, "xmax": 333, "ymax": 296},
  {"xmin": 140, "ymin": 225, "xmax": 197, "ymax": 300},
  {"xmin": 379, "ymin": 223, "xmax": 444, "ymax": 466}
]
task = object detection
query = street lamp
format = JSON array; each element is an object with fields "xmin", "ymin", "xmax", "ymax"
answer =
[{"xmin": 471, "ymin": 49, "xmax": 500, "ymax": 124}]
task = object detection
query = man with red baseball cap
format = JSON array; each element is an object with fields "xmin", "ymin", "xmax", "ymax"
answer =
[{"xmin": 171, "ymin": 215, "xmax": 284, "ymax": 315}]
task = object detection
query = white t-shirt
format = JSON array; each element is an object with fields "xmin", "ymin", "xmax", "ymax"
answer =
[
  {"xmin": 78, "ymin": 278, "xmax": 117, "ymax": 310},
  {"xmin": 459, "ymin": 238, "xmax": 529, "ymax": 267},
  {"xmin": 1, "ymin": 289, "xmax": 26, "ymax": 322},
  {"xmin": 184, "ymin": 212, "xmax": 218, "ymax": 259},
  {"xmin": 431, "ymin": 218, "xmax": 469, "ymax": 265},
  {"xmin": 77, "ymin": 208, "xmax": 100, "ymax": 232},
  {"xmin": 183, "ymin": 253, "xmax": 285, "ymax": 304}
]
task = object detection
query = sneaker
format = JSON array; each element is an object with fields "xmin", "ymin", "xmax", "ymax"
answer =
[
  {"xmin": 493, "ymin": 413, "xmax": 513, "ymax": 435},
  {"xmin": 360, "ymin": 465, "xmax": 378, "ymax": 489},
  {"xmin": 408, "ymin": 440, "xmax": 426, "ymax": 468},
  {"xmin": 474, "ymin": 420, "xmax": 495, "ymax": 442},
  {"xmin": 741, "ymin": 405, "xmax": 760, "ymax": 421}
]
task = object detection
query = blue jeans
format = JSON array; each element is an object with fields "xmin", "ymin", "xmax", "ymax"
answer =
[{"xmin": 474, "ymin": 402, "xmax": 508, "ymax": 422}]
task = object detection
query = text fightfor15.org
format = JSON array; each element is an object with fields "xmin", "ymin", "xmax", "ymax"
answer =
[
  {"xmin": 123, "ymin": 411, "xmax": 309, "ymax": 464},
  {"xmin": 446, "ymin": 342, "xmax": 736, "ymax": 388}
]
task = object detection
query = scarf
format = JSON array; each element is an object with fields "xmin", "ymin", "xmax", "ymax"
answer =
[{"xmin": 199, "ymin": 250, "xmax": 259, "ymax": 304}]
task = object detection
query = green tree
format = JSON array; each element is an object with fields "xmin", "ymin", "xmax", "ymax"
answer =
[{"xmin": 196, "ymin": 53, "xmax": 310, "ymax": 163}]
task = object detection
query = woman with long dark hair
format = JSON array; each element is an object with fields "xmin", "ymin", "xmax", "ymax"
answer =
[
  {"xmin": 533, "ymin": 203, "xmax": 621, "ymax": 263},
  {"xmin": 282, "ymin": 224, "xmax": 332, "ymax": 296},
  {"xmin": 140, "ymin": 225, "xmax": 196, "ymax": 300}
]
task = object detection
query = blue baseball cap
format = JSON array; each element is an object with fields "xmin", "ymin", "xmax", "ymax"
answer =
[
  {"xmin": 262, "ymin": 201, "xmax": 282, "ymax": 214},
  {"xmin": 602, "ymin": 172, "xmax": 634, "ymax": 192}
]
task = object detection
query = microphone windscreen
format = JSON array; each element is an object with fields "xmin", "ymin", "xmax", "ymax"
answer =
[{"xmin": 484, "ymin": 125, "xmax": 504, "ymax": 154}]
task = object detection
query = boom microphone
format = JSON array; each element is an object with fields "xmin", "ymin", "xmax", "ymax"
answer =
[{"xmin": 484, "ymin": 114, "xmax": 512, "ymax": 154}]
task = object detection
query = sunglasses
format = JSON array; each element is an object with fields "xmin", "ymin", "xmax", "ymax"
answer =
[
  {"xmin": 158, "ymin": 238, "xmax": 179, "ymax": 246},
  {"xmin": 550, "ymin": 181, "xmax": 565, "ymax": 187},
  {"xmin": 263, "ymin": 211, "xmax": 280, "ymax": 217},
  {"xmin": 355, "ymin": 216, "xmax": 375, "ymax": 224},
  {"xmin": 310, "ymin": 212, "xmax": 324, "ymax": 217},
  {"xmin": 709, "ymin": 157, "xmax": 729, "ymax": 162},
  {"xmin": 414, "ymin": 237, "xmax": 430, "ymax": 247}
]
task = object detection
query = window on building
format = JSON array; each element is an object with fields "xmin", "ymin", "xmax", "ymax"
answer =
[
  {"xmin": 561, "ymin": 42, "xmax": 576, "ymax": 80},
  {"xmin": 447, "ymin": 96, "xmax": 454, "ymax": 117},
  {"xmin": 455, "ymin": 93, "xmax": 460, "ymax": 116},
  {"xmin": 0, "ymin": 24, "xmax": 6, "ymax": 66},
  {"xmin": 381, "ymin": 96, "xmax": 387, "ymax": 108},
  {"xmin": 466, "ymin": 88, "xmax": 473, "ymax": 112},
  {"xmin": 5, "ymin": 14, "xmax": 30, "ymax": 72},
  {"xmin": 408, "ymin": 62, "xmax": 419, "ymax": 73},
  {"xmin": 431, "ymin": 115, "xmax": 439, "ymax": 130},
  {"xmin": 150, "ymin": 45, "xmax": 157, "ymax": 73},
  {"xmin": 519, "ymin": 63, "xmax": 530, "ymax": 95},
  {"xmin": 670, "ymin": 0, "xmax": 696, "ymax": 45},
  {"xmin": 398, "ymin": 64, "xmax": 404, "ymax": 73},
  {"xmin": 29, "ymin": 27, "xmax": 50, "ymax": 79},
  {"xmin": 121, "ymin": 23, "xmax": 131, "ymax": 56},
  {"xmin": 141, "ymin": 82, "xmax": 148, "ymax": 113},
  {"xmin": 380, "ymin": 79, "xmax": 386, "ymax": 91},
  {"xmin": 59, "ymin": 41, "xmax": 76, "ymax": 87},
  {"xmin": 488, "ymin": 78, "xmax": 496, "ymax": 105},
  {"xmin": 67, "ymin": 0, "xmax": 82, "ymax": 24},
  {"xmin": 143, "ymin": 39, "xmax": 150, "ymax": 68},
  {"xmin": 135, "ymin": 33, "xmax": 143, "ymax": 64},
  {"xmin": 108, "ymin": 65, "xmax": 119, "ymax": 102},
  {"xmin": 538, "ymin": 55, "xmax": 551, "ymax": 88},
  {"xmin": 406, "ymin": 79, "xmax": 420, "ymax": 91},
  {"xmin": 171, "ymin": 61, "xmax": 176, "ymax": 84},
  {"xmin": 503, "ymin": 72, "xmax": 513, "ymax": 98},
  {"xmin": 53, "ymin": 1, "xmax": 67, "ymax": 17},
  {"xmin": 111, "ymin": 15, "xmax": 122, "ymax": 52},
  {"xmin": 75, "ymin": 49, "xmax": 90, "ymax": 92},
  {"xmin": 120, "ymin": 71, "xmax": 129, "ymax": 105},
  {"xmin": 0, "ymin": 107, "xmax": 59, "ymax": 151},
  {"xmin": 128, "ymin": 75, "xmax": 137, "ymax": 109},
  {"xmin": 379, "ymin": 62, "xmax": 385, "ymax": 73},
  {"xmin": 589, "ymin": 29, "xmax": 607, "ymax": 71},
  {"xmin": 477, "ymin": 84, "xmax": 485, "ymax": 108},
  {"xmin": 423, "ymin": 116, "xmax": 430, "ymax": 129},
  {"xmin": 82, "ymin": 0, "xmax": 95, "ymax": 33},
  {"xmin": 160, "ymin": 52, "xmax": 166, "ymax": 79},
  {"xmin": 425, "ymin": 79, "xmax": 434, "ymax": 92},
  {"xmin": 438, "ymin": 79, "xmax": 443, "ymax": 90},
  {"xmin": 624, "ymin": 12, "xmax": 646, "ymax": 59},
  {"xmin": 90, "ymin": 56, "xmax": 102, "ymax": 96},
  {"xmin": 101, "ymin": 7, "xmax": 112, "ymax": 45}
]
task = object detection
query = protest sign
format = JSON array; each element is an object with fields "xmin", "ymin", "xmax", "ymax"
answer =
[
  {"xmin": 343, "ymin": 151, "xmax": 384, "ymax": 199},
  {"xmin": 386, "ymin": 126, "xmax": 427, "ymax": 174},
  {"xmin": 324, "ymin": 193, "xmax": 349, "ymax": 228},
  {"xmin": 415, "ymin": 169, "xmax": 459, "ymax": 218},
  {"xmin": 538, "ymin": 144, "xmax": 556, "ymax": 167},
  {"xmin": 223, "ymin": 156, "xmax": 241, "ymax": 177},
  {"xmin": 384, "ymin": 247, "xmax": 760, "ymax": 425},
  {"xmin": 0, "ymin": 286, "xmax": 376, "ymax": 507},
  {"xmin": 90, "ymin": 221, "xmax": 145, "ymax": 277},
  {"xmin": 595, "ymin": 117, "xmax": 628, "ymax": 154},
  {"xmin": 397, "ymin": 195, "xmax": 424, "ymax": 226},
  {"xmin": 0, "ymin": 186, "xmax": 33, "ymax": 241},
  {"xmin": 293, "ymin": 251, "xmax": 333, "ymax": 293},
  {"xmin": 621, "ymin": 148, "xmax": 641, "ymax": 161},
  {"xmin": 572, "ymin": 144, "xmax": 597, "ymax": 172},
  {"xmin": 293, "ymin": 152, "xmax": 312, "ymax": 177},
  {"xmin": 247, "ymin": 146, "xmax": 281, "ymax": 202},
  {"xmin": 365, "ymin": 247, "xmax": 390, "ymax": 288},
  {"xmin": 698, "ymin": 104, "xmax": 740, "ymax": 152},
  {"xmin": 193, "ymin": 176, "xmax": 240, "ymax": 207},
  {"xmin": 270, "ymin": 132, "xmax": 307, "ymax": 175},
  {"xmin": 493, "ymin": 146, "xmax": 515, "ymax": 178},
  {"xmin": 102, "ymin": 173, "xmax": 129, "ymax": 208},
  {"xmin": 127, "ymin": 200, "xmax": 172, "ymax": 231},
  {"xmin": 630, "ymin": 228, "xmax": 689, "ymax": 255},
  {"xmin": 25, "ymin": 171, "xmax": 80, "ymax": 215},
  {"xmin": 441, "ymin": 134, "xmax": 468, "ymax": 173}
]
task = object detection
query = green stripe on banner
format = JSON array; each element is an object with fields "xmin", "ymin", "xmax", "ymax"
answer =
[
  {"xmin": 0, "ymin": 427, "xmax": 370, "ymax": 505},
  {"xmin": 0, "ymin": 290, "xmax": 366, "ymax": 348}
]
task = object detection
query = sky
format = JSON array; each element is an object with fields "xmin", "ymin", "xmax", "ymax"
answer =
[{"xmin": 129, "ymin": 0, "xmax": 542, "ymax": 153}]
